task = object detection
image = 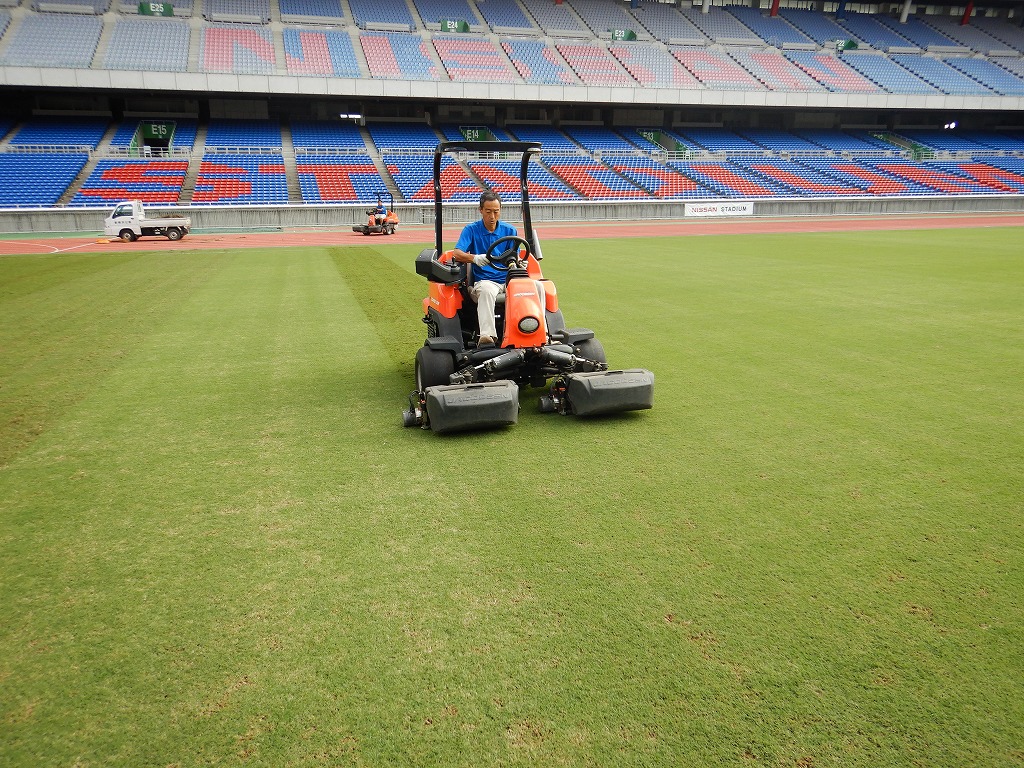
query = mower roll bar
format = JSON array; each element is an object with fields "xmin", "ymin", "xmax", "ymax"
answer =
[{"xmin": 433, "ymin": 141, "xmax": 543, "ymax": 257}]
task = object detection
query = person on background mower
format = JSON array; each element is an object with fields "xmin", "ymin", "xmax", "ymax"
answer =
[
  {"xmin": 453, "ymin": 190, "xmax": 539, "ymax": 348},
  {"xmin": 371, "ymin": 197, "xmax": 387, "ymax": 224}
]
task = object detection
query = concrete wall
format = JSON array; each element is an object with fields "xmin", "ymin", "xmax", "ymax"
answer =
[{"xmin": 2, "ymin": 195, "xmax": 1021, "ymax": 236}]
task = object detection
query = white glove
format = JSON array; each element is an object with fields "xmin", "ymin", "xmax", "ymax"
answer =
[{"xmin": 472, "ymin": 254, "xmax": 488, "ymax": 267}]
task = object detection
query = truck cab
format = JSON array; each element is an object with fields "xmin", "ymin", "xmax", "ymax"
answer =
[{"xmin": 104, "ymin": 200, "xmax": 191, "ymax": 242}]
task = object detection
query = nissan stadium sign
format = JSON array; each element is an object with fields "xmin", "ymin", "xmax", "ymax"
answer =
[{"xmin": 684, "ymin": 202, "xmax": 754, "ymax": 218}]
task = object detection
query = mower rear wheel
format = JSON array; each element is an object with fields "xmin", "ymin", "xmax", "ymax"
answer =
[
  {"xmin": 415, "ymin": 346, "xmax": 455, "ymax": 390},
  {"xmin": 574, "ymin": 338, "xmax": 607, "ymax": 369}
]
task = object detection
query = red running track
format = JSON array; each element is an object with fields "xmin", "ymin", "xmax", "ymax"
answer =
[{"xmin": 2, "ymin": 211, "xmax": 1023, "ymax": 256}]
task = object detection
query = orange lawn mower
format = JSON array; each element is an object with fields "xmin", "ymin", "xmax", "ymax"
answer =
[
  {"xmin": 402, "ymin": 140, "xmax": 654, "ymax": 434},
  {"xmin": 352, "ymin": 191, "xmax": 399, "ymax": 235}
]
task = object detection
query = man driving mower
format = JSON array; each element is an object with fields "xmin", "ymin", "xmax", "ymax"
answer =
[{"xmin": 452, "ymin": 190, "xmax": 545, "ymax": 348}]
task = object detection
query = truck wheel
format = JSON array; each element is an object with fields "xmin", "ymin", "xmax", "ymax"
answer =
[
  {"xmin": 415, "ymin": 347, "xmax": 455, "ymax": 391},
  {"xmin": 166, "ymin": 228, "xmax": 182, "ymax": 241},
  {"xmin": 119, "ymin": 229, "xmax": 137, "ymax": 243}
]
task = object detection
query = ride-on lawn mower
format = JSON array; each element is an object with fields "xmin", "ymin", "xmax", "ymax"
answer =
[
  {"xmin": 402, "ymin": 141, "xmax": 654, "ymax": 433},
  {"xmin": 352, "ymin": 192, "xmax": 399, "ymax": 235}
]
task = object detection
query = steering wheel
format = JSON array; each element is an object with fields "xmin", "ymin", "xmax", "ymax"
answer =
[{"xmin": 484, "ymin": 236, "xmax": 531, "ymax": 271}]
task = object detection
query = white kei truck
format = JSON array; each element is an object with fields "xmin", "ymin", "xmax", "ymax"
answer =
[{"xmin": 104, "ymin": 200, "xmax": 191, "ymax": 242}]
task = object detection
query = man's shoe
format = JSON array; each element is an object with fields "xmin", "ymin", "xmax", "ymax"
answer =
[{"xmin": 478, "ymin": 335, "xmax": 495, "ymax": 347}]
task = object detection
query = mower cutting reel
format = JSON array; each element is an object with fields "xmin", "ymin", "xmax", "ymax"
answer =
[{"xmin": 402, "ymin": 140, "xmax": 654, "ymax": 433}]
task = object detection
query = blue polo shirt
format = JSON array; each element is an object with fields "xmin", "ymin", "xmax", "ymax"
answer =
[{"xmin": 456, "ymin": 219, "xmax": 518, "ymax": 284}]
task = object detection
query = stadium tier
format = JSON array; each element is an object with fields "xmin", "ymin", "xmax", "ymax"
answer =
[
  {"xmin": 284, "ymin": 28, "xmax": 363, "ymax": 78},
  {"xmin": 1, "ymin": 115, "xmax": 1023, "ymax": 207},
  {"xmin": 0, "ymin": 3, "xmax": 1020, "ymax": 101},
  {"xmin": 192, "ymin": 155, "xmax": 288, "ymax": 204},
  {"xmin": 70, "ymin": 159, "xmax": 189, "ymax": 205},
  {"xmin": 295, "ymin": 156, "xmax": 388, "ymax": 202},
  {"xmin": 501, "ymin": 38, "xmax": 578, "ymax": 85},
  {"xmin": 610, "ymin": 43, "xmax": 702, "ymax": 89}
]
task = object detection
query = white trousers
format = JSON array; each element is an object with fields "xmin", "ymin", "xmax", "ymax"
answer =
[{"xmin": 469, "ymin": 280, "xmax": 546, "ymax": 339}]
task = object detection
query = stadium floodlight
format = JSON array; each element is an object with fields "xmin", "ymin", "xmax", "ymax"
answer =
[{"xmin": 339, "ymin": 113, "xmax": 364, "ymax": 124}]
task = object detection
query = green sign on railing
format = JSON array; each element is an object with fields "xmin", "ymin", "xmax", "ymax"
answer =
[
  {"xmin": 461, "ymin": 126, "xmax": 494, "ymax": 142},
  {"xmin": 609, "ymin": 28, "xmax": 637, "ymax": 41},
  {"xmin": 139, "ymin": 1, "xmax": 173, "ymax": 15},
  {"xmin": 141, "ymin": 121, "xmax": 174, "ymax": 140},
  {"xmin": 440, "ymin": 19, "xmax": 470, "ymax": 32}
]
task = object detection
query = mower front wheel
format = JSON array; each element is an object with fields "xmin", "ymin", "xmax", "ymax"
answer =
[
  {"xmin": 574, "ymin": 338, "xmax": 607, "ymax": 369},
  {"xmin": 415, "ymin": 346, "xmax": 456, "ymax": 390}
]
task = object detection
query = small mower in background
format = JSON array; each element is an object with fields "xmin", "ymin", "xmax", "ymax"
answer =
[
  {"xmin": 402, "ymin": 140, "xmax": 654, "ymax": 434},
  {"xmin": 353, "ymin": 191, "xmax": 399, "ymax": 236}
]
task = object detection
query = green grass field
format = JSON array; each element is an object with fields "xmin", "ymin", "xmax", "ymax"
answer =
[{"xmin": 1, "ymin": 227, "xmax": 1022, "ymax": 767}]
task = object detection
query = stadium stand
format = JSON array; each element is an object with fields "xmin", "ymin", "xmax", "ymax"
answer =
[
  {"xmin": 0, "ymin": 153, "xmax": 89, "ymax": 206},
  {"xmin": 70, "ymin": 159, "xmax": 189, "ymax": 205},
  {"xmin": 556, "ymin": 42, "xmax": 636, "ymax": 87},
  {"xmin": 284, "ymin": 28, "xmax": 363, "ymax": 78},
  {"xmin": 669, "ymin": 161, "xmax": 793, "ymax": 197},
  {"xmin": 726, "ymin": 7, "xmax": 816, "ymax": 48},
  {"xmin": 278, "ymin": 0, "xmax": 345, "ymax": 24},
  {"xmin": 205, "ymin": 119, "xmax": 282, "ymax": 149},
  {"xmin": 518, "ymin": 0, "xmax": 588, "ymax": 36},
  {"xmin": 778, "ymin": 9, "xmax": 861, "ymax": 46},
  {"xmin": 104, "ymin": 18, "xmax": 190, "ymax": 72},
  {"xmin": 942, "ymin": 56, "xmax": 1024, "ymax": 96},
  {"xmin": 796, "ymin": 158, "xmax": 932, "ymax": 194},
  {"xmin": 894, "ymin": 129, "xmax": 998, "ymax": 153},
  {"xmin": 192, "ymin": 155, "xmax": 288, "ymax": 204},
  {"xmin": 834, "ymin": 12, "xmax": 918, "ymax": 51},
  {"xmin": 543, "ymin": 157, "xmax": 648, "ymax": 199},
  {"xmin": 863, "ymin": 160, "xmax": 1007, "ymax": 193},
  {"xmin": 562, "ymin": 125, "xmax": 643, "ymax": 154},
  {"xmin": 295, "ymin": 156, "xmax": 389, "ymax": 202},
  {"xmin": 469, "ymin": 158, "xmax": 576, "ymax": 200},
  {"xmin": 476, "ymin": 0, "xmax": 536, "ymax": 33},
  {"xmin": 388, "ymin": 155, "xmax": 478, "ymax": 201},
  {"xmin": 348, "ymin": 0, "xmax": 416, "ymax": 29},
  {"xmin": 922, "ymin": 15, "xmax": 1017, "ymax": 55},
  {"xmin": 728, "ymin": 49, "xmax": 827, "ymax": 92},
  {"xmin": 927, "ymin": 160, "xmax": 1024, "ymax": 192},
  {"xmin": 677, "ymin": 6, "xmax": 762, "ymax": 45},
  {"xmin": 366, "ymin": 121, "xmax": 441, "ymax": 152},
  {"xmin": 672, "ymin": 48, "xmax": 766, "ymax": 91},
  {"xmin": 567, "ymin": 0, "xmax": 647, "ymax": 40},
  {"xmin": 505, "ymin": 125, "xmax": 581, "ymax": 153},
  {"xmin": 839, "ymin": 52, "xmax": 939, "ymax": 94},
  {"xmin": 0, "ymin": 13, "xmax": 103, "ymax": 68},
  {"xmin": 871, "ymin": 14, "xmax": 965, "ymax": 51},
  {"xmin": 290, "ymin": 120, "xmax": 366, "ymax": 151},
  {"xmin": 736, "ymin": 130, "xmax": 830, "ymax": 154},
  {"xmin": 733, "ymin": 158, "xmax": 870, "ymax": 195},
  {"xmin": 501, "ymin": 39, "xmax": 578, "ymax": 85},
  {"xmin": 676, "ymin": 129, "xmax": 772, "ymax": 155},
  {"xmin": 411, "ymin": 0, "xmax": 481, "ymax": 27},
  {"xmin": 204, "ymin": 0, "xmax": 270, "ymax": 23},
  {"xmin": 608, "ymin": 157, "xmax": 713, "ymax": 198},
  {"xmin": 969, "ymin": 16, "xmax": 1024, "ymax": 54},
  {"xmin": 795, "ymin": 130, "xmax": 902, "ymax": 154},
  {"xmin": 889, "ymin": 53, "xmax": 995, "ymax": 95},
  {"xmin": 201, "ymin": 24, "xmax": 276, "ymax": 74},
  {"xmin": 9, "ymin": 118, "xmax": 109, "ymax": 149},
  {"xmin": 433, "ymin": 36, "xmax": 518, "ymax": 83},
  {"xmin": 360, "ymin": 32, "xmax": 443, "ymax": 80},
  {"xmin": 631, "ymin": 2, "xmax": 707, "ymax": 45},
  {"xmin": 610, "ymin": 43, "xmax": 703, "ymax": 89},
  {"xmin": 784, "ymin": 51, "xmax": 882, "ymax": 92}
]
